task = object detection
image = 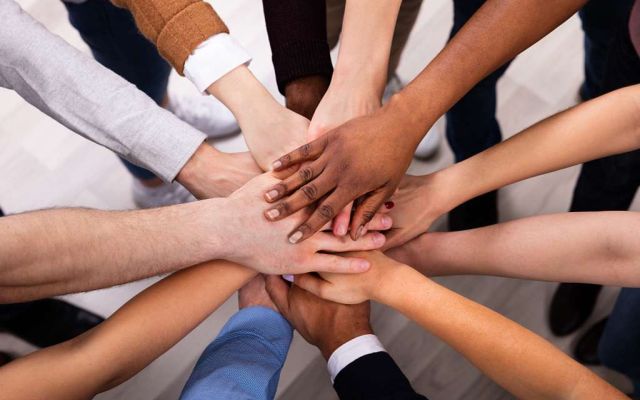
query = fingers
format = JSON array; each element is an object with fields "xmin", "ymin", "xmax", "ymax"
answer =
[
  {"xmin": 264, "ymin": 160, "xmax": 324, "ymax": 203},
  {"xmin": 332, "ymin": 203, "xmax": 353, "ymax": 236},
  {"xmin": 293, "ymin": 273, "xmax": 329, "ymax": 298},
  {"xmin": 350, "ymin": 189, "xmax": 391, "ymax": 240},
  {"xmin": 311, "ymin": 253, "xmax": 370, "ymax": 274},
  {"xmin": 271, "ymin": 136, "xmax": 328, "ymax": 171},
  {"xmin": 264, "ymin": 172, "xmax": 334, "ymax": 222},
  {"xmin": 288, "ymin": 190, "xmax": 353, "ymax": 244},
  {"xmin": 265, "ymin": 275, "xmax": 291, "ymax": 316},
  {"xmin": 315, "ymin": 232, "xmax": 385, "ymax": 253},
  {"xmin": 364, "ymin": 212, "xmax": 393, "ymax": 232}
]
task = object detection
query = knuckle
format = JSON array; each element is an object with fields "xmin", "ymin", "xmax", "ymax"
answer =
[
  {"xmin": 299, "ymin": 143, "xmax": 312, "ymax": 157},
  {"xmin": 277, "ymin": 201, "xmax": 291, "ymax": 215},
  {"xmin": 298, "ymin": 167, "xmax": 314, "ymax": 183},
  {"xmin": 279, "ymin": 154, "xmax": 291, "ymax": 165},
  {"xmin": 297, "ymin": 224, "xmax": 312, "ymax": 235},
  {"xmin": 362, "ymin": 210, "xmax": 375, "ymax": 223},
  {"xmin": 301, "ymin": 184, "xmax": 318, "ymax": 201},
  {"xmin": 318, "ymin": 205, "xmax": 335, "ymax": 220}
]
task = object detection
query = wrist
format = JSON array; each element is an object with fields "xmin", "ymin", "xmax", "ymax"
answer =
[
  {"xmin": 206, "ymin": 65, "xmax": 280, "ymax": 125},
  {"xmin": 371, "ymin": 262, "xmax": 417, "ymax": 306},
  {"xmin": 318, "ymin": 324, "xmax": 374, "ymax": 360},
  {"xmin": 284, "ymin": 75, "xmax": 330, "ymax": 119},
  {"xmin": 187, "ymin": 197, "xmax": 235, "ymax": 260},
  {"xmin": 176, "ymin": 142, "xmax": 222, "ymax": 199},
  {"xmin": 332, "ymin": 64, "xmax": 386, "ymax": 99}
]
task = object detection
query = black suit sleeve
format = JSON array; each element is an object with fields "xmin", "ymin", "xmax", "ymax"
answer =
[
  {"xmin": 333, "ymin": 352, "xmax": 428, "ymax": 400},
  {"xmin": 261, "ymin": 0, "xmax": 333, "ymax": 94}
]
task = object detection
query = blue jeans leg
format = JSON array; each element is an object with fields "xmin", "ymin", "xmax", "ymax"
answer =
[
  {"xmin": 63, "ymin": 0, "xmax": 171, "ymax": 181},
  {"xmin": 598, "ymin": 289, "xmax": 640, "ymax": 397}
]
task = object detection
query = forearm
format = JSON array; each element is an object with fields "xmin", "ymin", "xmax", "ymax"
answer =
[
  {"xmin": 0, "ymin": 200, "xmax": 230, "ymax": 302},
  {"xmin": 0, "ymin": 261, "xmax": 255, "ymax": 400},
  {"xmin": 377, "ymin": 266, "xmax": 624, "ymax": 399},
  {"xmin": 384, "ymin": 0, "xmax": 586, "ymax": 141},
  {"xmin": 207, "ymin": 66, "xmax": 307, "ymax": 169},
  {"xmin": 400, "ymin": 212, "xmax": 640, "ymax": 287},
  {"xmin": 427, "ymin": 85, "xmax": 640, "ymax": 214},
  {"xmin": 332, "ymin": 0, "xmax": 402, "ymax": 96}
]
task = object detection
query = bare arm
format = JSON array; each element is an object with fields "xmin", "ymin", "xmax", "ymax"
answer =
[
  {"xmin": 294, "ymin": 251, "xmax": 626, "ymax": 400},
  {"xmin": 385, "ymin": 84, "xmax": 640, "ymax": 248},
  {"xmin": 0, "ymin": 174, "xmax": 387, "ymax": 303},
  {"xmin": 0, "ymin": 201, "xmax": 226, "ymax": 302},
  {"xmin": 0, "ymin": 260, "xmax": 255, "ymax": 400},
  {"xmin": 390, "ymin": 211, "xmax": 640, "ymax": 287},
  {"xmin": 263, "ymin": 0, "xmax": 587, "ymax": 241}
]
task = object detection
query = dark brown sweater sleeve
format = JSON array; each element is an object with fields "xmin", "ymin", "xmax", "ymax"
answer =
[
  {"xmin": 112, "ymin": 0, "xmax": 228, "ymax": 75},
  {"xmin": 262, "ymin": 0, "xmax": 333, "ymax": 94}
]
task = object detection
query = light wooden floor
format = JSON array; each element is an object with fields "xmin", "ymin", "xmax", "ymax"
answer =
[{"xmin": 1, "ymin": 1, "xmax": 637, "ymax": 399}]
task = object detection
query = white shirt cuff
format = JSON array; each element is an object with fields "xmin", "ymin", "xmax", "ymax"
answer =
[
  {"xmin": 183, "ymin": 33, "xmax": 252, "ymax": 93},
  {"xmin": 327, "ymin": 334, "xmax": 386, "ymax": 383}
]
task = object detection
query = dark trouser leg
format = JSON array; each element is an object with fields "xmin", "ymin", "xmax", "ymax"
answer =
[
  {"xmin": 551, "ymin": 2, "xmax": 640, "ymax": 335},
  {"xmin": 63, "ymin": 0, "xmax": 171, "ymax": 181},
  {"xmin": 598, "ymin": 289, "xmax": 640, "ymax": 397},
  {"xmin": 578, "ymin": 0, "xmax": 634, "ymax": 100},
  {"xmin": 446, "ymin": 0, "xmax": 510, "ymax": 230}
]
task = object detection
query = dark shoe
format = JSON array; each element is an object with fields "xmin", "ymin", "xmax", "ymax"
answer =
[
  {"xmin": 448, "ymin": 191, "xmax": 498, "ymax": 231},
  {"xmin": 0, "ymin": 207, "xmax": 4, "ymax": 217},
  {"xmin": 0, "ymin": 299, "xmax": 103, "ymax": 348},
  {"xmin": 549, "ymin": 283, "xmax": 602, "ymax": 336},
  {"xmin": 574, "ymin": 318, "xmax": 608, "ymax": 365}
]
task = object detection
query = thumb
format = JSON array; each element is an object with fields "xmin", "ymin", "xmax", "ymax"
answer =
[{"xmin": 265, "ymin": 275, "xmax": 292, "ymax": 316}]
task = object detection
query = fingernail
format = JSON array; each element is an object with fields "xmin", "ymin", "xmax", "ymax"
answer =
[
  {"xmin": 265, "ymin": 190, "xmax": 279, "ymax": 201},
  {"xmin": 282, "ymin": 274, "xmax": 294, "ymax": 283},
  {"xmin": 382, "ymin": 215, "xmax": 392, "ymax": 228},
  {"xmin": 337, "ymin": 224, "xmax": 347, "ymax": 236},
  {"xmin": 355, "ymin": 225, "xmax": 364, "ymax": 240},
  {"xmin": 266, "ymin": 209, "xmax": 280, "ymax": 220},
  {"xmin": 272, "ymin": 160, "xmax": 282, "ymax": 170},
  {"xmin": 384, "ymin": 201, "xmax": 395, "ymax": 209},
  {"xmin": 372, "ymin": 232, "xmax": 386, "ymax": 246},
  {"xmin": 355, "ymin": 260, "xmax": 370, "ymax": 272},
  {"xmin": 289, "ymin": 231, "xmax": 303, "ymax": 244}
]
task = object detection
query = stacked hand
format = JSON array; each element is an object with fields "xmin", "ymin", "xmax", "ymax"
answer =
[
  {"xmin": 265, "ymin": 274, "xmax": 373, "ymax": 360},
  {"xmin": 216, "ymin": 173, "xmax": 392, "ymax": 276},
  {"xmin": 290, "ymin": 250, "xmax": 405, "ymax": 305},
  {"xmin": 263, "ymin": 108, "xmax": 419, "ymax": 244}
]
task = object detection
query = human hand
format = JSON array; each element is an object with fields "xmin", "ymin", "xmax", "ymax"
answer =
[
  {"xmin": 238, "ymin": 274, "xmax": 277, "ymax": 311},
  {"xmin": 292, "ymin": 250, "xmax": 406, "ymax": 305},
  {"xmin": 219, "ymin": 173, "xmax": 392, "ymax": 276},
  {"xmin": 263, "ymin": 107, "xmax": 420, "ymax": 244},
  {"xmin": 178, "ymin": 144, "xmax": 262, "ymax": 199},
  {"xmin": 382, "ymin": 173, "xmax": 453, "ymax": 250},
  {"xmin": 265, "ymin": 275, "xmax": 372, "ymax": 359},
  {"xmin": 307, "ymin": 77, "xmax": 382, "ymax": 236}
]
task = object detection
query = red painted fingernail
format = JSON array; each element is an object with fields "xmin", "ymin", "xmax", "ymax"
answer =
[{"xmin": 385, "ymin": 201, "xmax": 395, "ymax": 209}]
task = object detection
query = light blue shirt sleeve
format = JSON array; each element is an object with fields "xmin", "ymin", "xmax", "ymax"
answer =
[{"xmin": 180, "ymin": 306, "xmax": 293, "ymax": 400}]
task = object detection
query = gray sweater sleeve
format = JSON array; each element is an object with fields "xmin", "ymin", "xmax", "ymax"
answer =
[{"xmin": 0, "ymin": 0, "xmax": 206, "ymax": 182}]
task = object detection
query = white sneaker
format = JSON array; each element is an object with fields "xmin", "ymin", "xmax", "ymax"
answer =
[
  {"xmin": 384, "ymin": 73, "xmax": 441, "ymax": 161},
  {"xmin": 167, "ymin": 92, "xmax": 240, "ymax": 139},
  {"xmin": 132, "ymin": 180, "xmax": 196, "ymax": 209}
]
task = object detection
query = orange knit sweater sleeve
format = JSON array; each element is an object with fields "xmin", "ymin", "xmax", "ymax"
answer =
[{"xmin": 112, "ymin": 0, "xmax": 228, "ymax": 74}]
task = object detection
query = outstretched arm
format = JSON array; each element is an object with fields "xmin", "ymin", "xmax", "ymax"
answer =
[
  {"xmin": 294, "ymin": 251, "xmax": 626, "ymax": 400},
  {"xmin": 0, "ymin": 260, "xmax": 255, "ymax": 400},
  {"xmin": 0, "ymin": 174, "xmax": 388, "ymax": 303},
  {"xmin": 384, "ymin": 84, "xmax": 640, "ymax": 248},
  {"xmin": 389, "ymin": 211, "xmax": 640, "ymax": 287},
  {"xmin": 262, "ymin": 0, "xmax": 587, "ymax": 242}
]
